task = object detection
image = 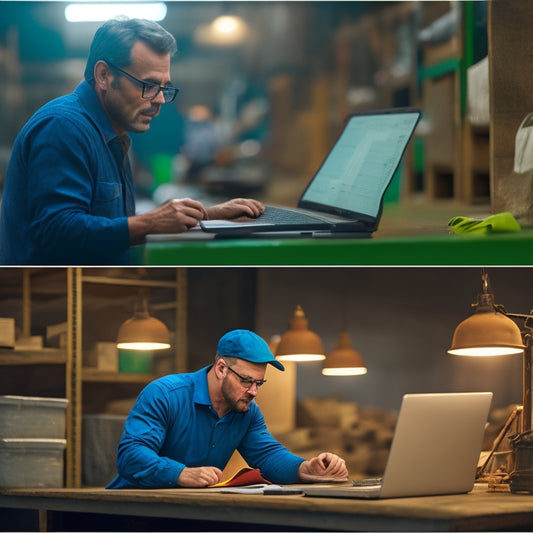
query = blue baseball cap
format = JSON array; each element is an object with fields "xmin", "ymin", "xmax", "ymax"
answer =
[{"xmin": 217, "ymin": 329, "xmax": 284, "ymax": 371}]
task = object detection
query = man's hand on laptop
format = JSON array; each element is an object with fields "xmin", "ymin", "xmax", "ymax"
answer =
[
  {"xmin": 206, "ymin": 198, "xmax": 265, "ymax": 221},
  {"xmin": 128, "ymin": 198, "xmax": 209, "ymax": 243},
  {"xmin": 297, "ymin": 452, "xmax": 349, "ymax": 483}
]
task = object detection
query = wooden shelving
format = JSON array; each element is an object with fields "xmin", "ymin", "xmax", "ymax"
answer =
[
  {"xmin": 0, "ymin": 348, "xmax": 67, "ymax": 365},
  {"xmin": 0, "ymin": 268, "xmax": 187, "ymax": 488},
  {"xmin": 82, "ymin": 368, "xmax": 154, "ymax": 384}
]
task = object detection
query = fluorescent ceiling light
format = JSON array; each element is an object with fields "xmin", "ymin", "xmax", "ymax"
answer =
[{"xmin": 65, "ymin": 3, "xmax": 167, "ymax": 23}]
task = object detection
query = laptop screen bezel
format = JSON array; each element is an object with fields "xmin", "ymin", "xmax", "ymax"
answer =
[{"xmin": 297, "ymin": 108, "xmax": 422, "ymax": 226}]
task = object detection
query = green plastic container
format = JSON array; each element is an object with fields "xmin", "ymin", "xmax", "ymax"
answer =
[{"xmin": 118, "ymin": 350, "xmax": 153, "ymax": 374}]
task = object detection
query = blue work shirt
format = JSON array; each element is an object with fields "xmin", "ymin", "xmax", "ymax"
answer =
[
  {"xmin": 0, "ymin": 81, "xmax": 134, "ymax": 265},
  {"xmin": 106, "ymin": 366, "xmax": 305, "ymax": 488}
]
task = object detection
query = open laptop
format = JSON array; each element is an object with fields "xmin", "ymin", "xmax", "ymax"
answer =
[
  {"xmin": 304, "ymin": 392, "xmax": 493, "ymax": 499},
  {"xmin": 200, "ymin": 108, "xmax": 421, "ymax": 238}
]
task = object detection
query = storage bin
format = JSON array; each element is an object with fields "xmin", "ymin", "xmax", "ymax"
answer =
[
  {"xmin": 82, "ymin": 414, "xmax": 126, "ymax": 486},
  {"xmin": 0, "ymin": 438, "xmax": 66, "ymax": 488},
  {"xmin": 0, "ymin": 395, "xmax": 68, "ymax": 438},
  {"xmin": 118, "ymin": 349, "xmax": 153, "ymax": 374}
]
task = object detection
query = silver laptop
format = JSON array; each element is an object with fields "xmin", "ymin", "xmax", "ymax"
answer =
[
  {"xmin": 200, "ymin": 108, "xmax": 421, "ymax": 238},
  {"xmin": 304, "ymin": 392, "xmax": 493, "ymax": 499}
]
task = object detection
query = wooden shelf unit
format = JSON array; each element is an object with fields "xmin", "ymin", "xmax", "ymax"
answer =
[
  {"xmin": 82, "ymin": 368, "xmax": 155, "ymax": 384},
  {"xmin": 0, "ymin": 348, "xmax": 67, "ymax": 365},
  {"xmin": 0, "ymin": 268, "xmax": 187, "ymax": 488},
  {"xmin": 418, "ymin": 2, "xmax": 489, "ymax": 205}
]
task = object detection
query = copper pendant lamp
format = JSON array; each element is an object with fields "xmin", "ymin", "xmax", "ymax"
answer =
[
  {"xmin": 116, "ymin": 298, "xmax": 170, "ymax": 351},
  {"xmin": 322, "ymin": 330, "xmax": 367, "ymax": 376},
  {"xmin": 275, "ymin": 305, "xmax": 325, "ymax": 362}
]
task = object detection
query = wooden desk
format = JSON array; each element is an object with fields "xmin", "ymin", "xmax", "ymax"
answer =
[{"xmin": 1, "ymin": 486, "xmax": 533, "ymax": 531}]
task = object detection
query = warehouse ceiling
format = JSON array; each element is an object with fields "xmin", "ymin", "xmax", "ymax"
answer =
[{"xmin": 0, "ymin": 1, "xmax": 391, "ymax": 63}]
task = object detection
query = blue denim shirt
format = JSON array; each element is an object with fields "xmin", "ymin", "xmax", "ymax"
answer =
[
  {"xmin": 106, "ymin": 366, "xmax": 305, "ymax": 489},
  {"xmin": 0, "ymin": 81, "xmax": 134, "ymax": 265}
]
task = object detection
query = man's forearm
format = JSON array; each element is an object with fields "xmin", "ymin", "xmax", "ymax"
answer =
[{"xmin": 128, "ymin": 213, "xmax": 152, "ymax": 245}]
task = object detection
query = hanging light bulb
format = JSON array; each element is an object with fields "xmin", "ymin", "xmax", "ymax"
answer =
[
  {"xmin": 117, "ymin": 297, "xmax": 170, "ymax": 351},
  {"xmin": 275, "ymin": 305, "xmax": 325, "ymax": 362},
  {"xmin": 448, "ymin": 271, "xmax": 524, "ymax": 357},
  {"xmin": 322, "ymin": 330, "xmax": 367, "ymax": 376},
  {"xmin": 194, "ymin": 14, "xmax": 250, "ymax": 46}
]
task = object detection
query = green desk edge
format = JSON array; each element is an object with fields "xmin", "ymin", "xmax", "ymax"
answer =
[{"xmin": 139, "ymin": 229, "xmax": 533, "ymax": 266}]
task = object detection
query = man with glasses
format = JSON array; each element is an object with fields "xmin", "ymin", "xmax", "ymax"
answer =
[
  {"xmin": 0, "ymin": 18, "xmax": 263, "ymax": 265},
  {"xmin": 107, "ymin": 329, "xmax": 348, "ymax": 488}
]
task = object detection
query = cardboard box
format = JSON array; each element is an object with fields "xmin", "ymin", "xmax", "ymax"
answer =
[
  {"xmin": 14, "ymin": 336, "xmax": 43, "ymax": 351},
  {"xmin": 0, "ymin": 318, "xmax": 15, "ymax": 348},
  {"xmin": 95, "ymin": 342, "xmax": 119, "ymax": 372},
  {"xmin": 46, "ymin": 322, "xmax": 67, "ymax": 349}
]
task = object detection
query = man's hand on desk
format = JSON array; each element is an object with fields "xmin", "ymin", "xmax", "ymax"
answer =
[
  {"xmin": 206, "ymin": 198, "xmax": 264, "ymax": 221},
  {"xmin": 297, "ymin": 452, "xmax": 349, "ymax": 483},
  {"xmin": 178, "ymin": 466, "xmax": 223, "ymax": 487}
]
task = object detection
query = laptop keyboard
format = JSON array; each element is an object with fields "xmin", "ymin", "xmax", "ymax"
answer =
[
  {"xmin": 352, "ymin": 477, "xmax": 383, "ymax": 487},
  {"xmin": 257, "ymin": 205, "xmax": 327, "ymax": 224}
]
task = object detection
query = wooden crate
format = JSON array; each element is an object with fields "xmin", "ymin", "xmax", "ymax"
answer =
[
  {"xmin": 422, "ymin": 70, "xmax": 462, "ymax": 200},
  {"xmin": 462, "ymin": 121, "xmax": 490, "ymax": 204}
]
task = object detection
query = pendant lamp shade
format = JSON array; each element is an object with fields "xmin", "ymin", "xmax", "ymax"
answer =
[
  {"xmin": 449, "ymin": 311, "xmax": 525, "ymax": 356},
  {"xmin": 448, "ymin": 273, "xmax": 524, "ymax": 357},
  {"xmin": 117, "ymin": 299, "xmax": 171, "ymax": 351},
  {"xmin": 322, "ymin": 330, "xmax": 367, "ymax": 376},
  {"xmin": 275, "ymin": 305, "xmax": 325, "ymax": 362}
]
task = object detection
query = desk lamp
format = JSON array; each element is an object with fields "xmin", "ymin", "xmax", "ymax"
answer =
[
  {"xmin": 275, "ymin": 305, "xmax": 325, "ymax": 362},
  {"xmin": 322, "ymin": 330, "xmax": 368, "ymax": 376},
  {"xmin": 117, "ymin": 297, "xmax": 171, "ymax": 351},
  {"xmin": 448, "ymin": 270, "xmax": 533, "ymax": 493}
]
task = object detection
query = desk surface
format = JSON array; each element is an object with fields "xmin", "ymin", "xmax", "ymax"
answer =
[
  {"xmin": 142, "ymin": 230, "xmax": 533, "ymax": 266},
  {"xmin": 140, "ymin": 203, "xmax": 533, "ymax": 266},
  {"xmin": 2, "ymin": 485, "xmax": 533, "ymax": 531}
]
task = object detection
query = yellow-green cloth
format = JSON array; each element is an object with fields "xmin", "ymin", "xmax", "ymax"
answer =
[{"xmin": 448, "ymin": 212, "xmax": 521, "ymax": 235}]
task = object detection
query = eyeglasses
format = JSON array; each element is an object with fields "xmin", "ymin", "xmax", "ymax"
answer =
[
  {"xmin": 223, "ymin": 362, "xmax": 267, "ymax": 389},
  {"xmin": 105, "ymin": 60, "xmax": 180, "ymax": 103}
]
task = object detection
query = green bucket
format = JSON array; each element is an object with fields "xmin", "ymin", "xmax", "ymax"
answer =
[{"xmin": 118, "ymin": 350, "xmax": 153, "ymax": 374}]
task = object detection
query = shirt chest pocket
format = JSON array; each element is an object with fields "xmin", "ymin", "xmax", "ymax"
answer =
[{"xmin": 92, "ymin": 181, "xmax": 123, "ymax": 218}]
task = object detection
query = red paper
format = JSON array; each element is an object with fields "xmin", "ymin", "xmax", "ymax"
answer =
[{"xmin": 210, "ymin": 467, "xmax": 271, "ymax": 487}]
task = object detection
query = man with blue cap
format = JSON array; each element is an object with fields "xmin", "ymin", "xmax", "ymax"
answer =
[{"xmin": 107, "ymin": 329, "xmax": 348, "ymax": 488}]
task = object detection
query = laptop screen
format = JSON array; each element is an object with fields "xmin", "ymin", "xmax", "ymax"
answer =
[{"xmin": 299, "ymin": 110, "xmax": 421, "ymax": 219}]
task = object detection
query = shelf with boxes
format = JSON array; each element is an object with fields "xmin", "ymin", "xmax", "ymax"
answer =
[
  {"xmin": 0, "ymin": 268, "xmax": 187, "ymax": 488},
  {"xmin": 75, "ymin": 268, "xmax": 187, "ymax": 487},
  {"xmin": 0, "ymin": 348, "xmax": 67, "ymax": 365},
  {"xmin": 417, "ymin": 1, "xmax": 489, "ymax": 205},
  {"xmin": 0, "ymin": 269, "xmax": 70, "ymax": 400},
  {"xmin": 81, "ymin": 368, "xmax": 154, "ymax": 384},
  {"xmin": 78, "ymin": 269, "xmax": 187, "ymax": 487}
]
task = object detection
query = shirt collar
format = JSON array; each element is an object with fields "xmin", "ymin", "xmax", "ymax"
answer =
[
  {"xmin": 193, "ymin": 366, "xmax": 213, "ymax": 406},
  {"xmin": 75, "ymin": 80, "xmax": 122, "ymax": 145}
]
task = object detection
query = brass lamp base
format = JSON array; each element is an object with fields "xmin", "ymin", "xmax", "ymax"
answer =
[
  {"xmin": 509, "ymin": 431, "xmax": 533, "ymax": 494},
  {"xmin": 509, "ymin": 471, "xmax": 533, "ymax": 494}
]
